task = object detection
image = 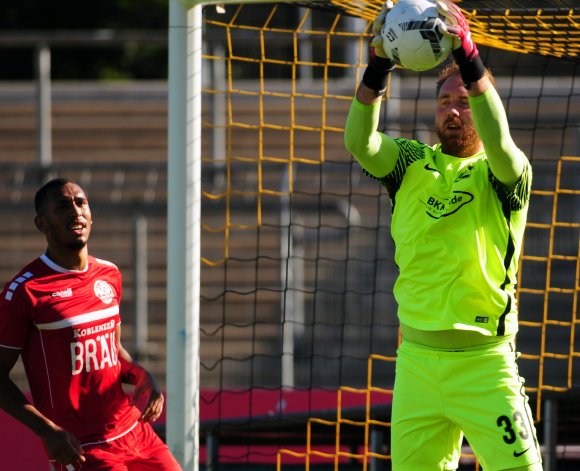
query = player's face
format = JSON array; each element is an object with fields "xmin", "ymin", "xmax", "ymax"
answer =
[
  {"xmin": 435, "ymin": 74, "xmax": 482, "ymax": 158},
  {"xmin": 36, "ymin": 183, "xmax": 92, "ymax": 251}
]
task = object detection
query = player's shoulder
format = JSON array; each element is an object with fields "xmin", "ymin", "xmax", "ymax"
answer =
[
  {"xmin": 1, "ymin": 257, "xmax": 45, "ymax": 302},
  {"xmin": 394, "ymin": 137, "xmax": 431, "ymax": 163},
  {"xmin": 87, "ymin": 256, "xmax": 122, "ymax": 292},
  {"xmin": 7, "ymin": 257, "xmax": 48, "ymax": 283},
  {"xmin": 393, "ymin": 137, "xmax": 428, "ymax": 149},
  {"xmin": 89, "ymin": 255, "xmax": 120, "ymax": 272}
]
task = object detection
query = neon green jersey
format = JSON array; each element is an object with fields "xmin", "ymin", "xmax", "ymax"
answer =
[
  {"xmin": 381, "ymin": 139, "xmax": 531, "ymax": 336},
  {"xmin": 344, "ymin": 89, "xmax": 532, "ymax": 337}
]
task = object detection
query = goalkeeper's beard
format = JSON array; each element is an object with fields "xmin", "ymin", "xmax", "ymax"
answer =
[{"xmin": 436, "ymin": 121, "xmax": 481, "ymax": 157}]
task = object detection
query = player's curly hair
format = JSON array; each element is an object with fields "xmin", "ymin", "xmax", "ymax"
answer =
[{"xmin": 436, "ymin": 62, "xmax": 496, "ymax": 98}]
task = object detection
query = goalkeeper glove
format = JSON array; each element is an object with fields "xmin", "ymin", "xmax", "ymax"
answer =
[
  {"xmin": 436, "ymin": 0, "xmax": 485, "ymax": 88},
  {"xmin": 363, "ymin": 1, "xmax": 396, "ymax": 96}
]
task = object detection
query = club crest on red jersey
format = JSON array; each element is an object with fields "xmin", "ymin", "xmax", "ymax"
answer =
[{"xmin": 94, "ymin": 280, "xmax": 114, "ymax": 304}]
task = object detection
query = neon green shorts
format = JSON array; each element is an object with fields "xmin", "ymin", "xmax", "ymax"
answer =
[{"xmin": 391, "ymin": 339, "xmax": 542, "ymax": 471}]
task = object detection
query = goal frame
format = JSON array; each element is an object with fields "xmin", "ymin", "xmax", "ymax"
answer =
[
  {"xmin": 167, "ymin": 1, "xmax": 580, "ymax": 469},
  {"xmin": 166, "ymin": 1, "xmax": 316, "ymax": 469}
]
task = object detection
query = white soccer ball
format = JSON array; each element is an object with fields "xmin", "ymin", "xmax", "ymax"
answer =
[{"xmin": 381, "ymin": 0, "xmax": 453, "ymax": 71}]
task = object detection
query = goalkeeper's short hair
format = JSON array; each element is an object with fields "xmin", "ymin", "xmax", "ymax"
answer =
[{"xmin": 436, "ymin": 62, "xmax": 496, "ymax": 98}]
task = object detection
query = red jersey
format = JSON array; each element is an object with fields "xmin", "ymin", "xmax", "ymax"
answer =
[{"xmin": 0, "ymin": 254, "xmax": 141, "ymax": 445}]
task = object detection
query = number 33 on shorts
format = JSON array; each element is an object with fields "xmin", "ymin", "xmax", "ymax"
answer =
[{"xmin": 497, "ymin": 409, "xmax": 534, "ymax": 457}]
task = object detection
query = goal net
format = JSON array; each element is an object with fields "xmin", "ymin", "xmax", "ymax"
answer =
[{"xmin": 170, "ymin": 0, "xmax": 580, "ymax": 468}]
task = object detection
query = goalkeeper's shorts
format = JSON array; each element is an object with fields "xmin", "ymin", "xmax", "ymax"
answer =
[{"xmin": 391, "ymin": 338, "xmax": 543, "ymax": 471}]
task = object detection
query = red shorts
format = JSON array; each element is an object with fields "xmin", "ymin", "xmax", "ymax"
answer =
[{"xmin": 53, "ymin": 421, "xmax": 182, "ymax": 471}]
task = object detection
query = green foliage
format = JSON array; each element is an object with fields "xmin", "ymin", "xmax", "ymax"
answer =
[
  {"xmin": 2, "ymin": 0, "xmax": 168, "ymax": 29},
  {"xmin": 0, "ymin": 0, "xmax": 168, "ymax": 80}
]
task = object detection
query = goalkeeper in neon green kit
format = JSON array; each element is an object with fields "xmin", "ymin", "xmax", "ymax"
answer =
[{"xmin": 344, "ymin": 1, "xmax": 543, "ymax": 470}]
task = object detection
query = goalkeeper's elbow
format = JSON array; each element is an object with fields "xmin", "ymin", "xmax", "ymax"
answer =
[{"xmin": 486, "ymin": 147, "xmax": 526, "ymax": 187}]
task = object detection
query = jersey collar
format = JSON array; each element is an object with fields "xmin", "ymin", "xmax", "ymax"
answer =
[{"xmin": 40, "ymin": 253, "xmax": 89, "ymax": 273}]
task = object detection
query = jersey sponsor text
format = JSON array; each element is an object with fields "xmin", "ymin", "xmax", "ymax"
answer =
[{"xmin": 71, "ymin": 329, "xmax": 118, "ymax": 375}]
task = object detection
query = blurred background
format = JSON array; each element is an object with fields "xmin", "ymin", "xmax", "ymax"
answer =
[{"xmin": 0, "ymin": 1, "xmax": 579, "ymax": 470}]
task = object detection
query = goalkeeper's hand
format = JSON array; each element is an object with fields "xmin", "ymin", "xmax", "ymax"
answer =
[
  {"xmin": 436, "ymin": 0, "xmax": 479, "ymax": 62},
  {"xmin": 370, "ymin": 0, "xmax": 395, "ymax": 60},
  {"xmin": 362, "ymin": 1, "xmax": 396, "ymax": 96}
]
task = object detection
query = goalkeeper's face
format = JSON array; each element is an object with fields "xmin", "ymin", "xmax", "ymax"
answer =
[{"xmin": 434, "ymin": 73, "xmax": 482, "ymax": 158}]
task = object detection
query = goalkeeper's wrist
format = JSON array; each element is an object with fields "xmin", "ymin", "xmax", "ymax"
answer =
[
  {"xmin": 453, "ymin": 49, "xmax": 485, "ymax": 89},
  {"xmin": 362, "ymin": 54, "xmax": 396, "ymax": 97}
]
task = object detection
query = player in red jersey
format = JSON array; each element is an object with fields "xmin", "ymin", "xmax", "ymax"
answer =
[{"xmin": 0, "ymin": 178, "xmax": 181, "ymax": 470}]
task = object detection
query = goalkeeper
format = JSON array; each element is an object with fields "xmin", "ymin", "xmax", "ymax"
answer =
[{"xmin": 344, "ymin": 1, "xmax": 542, "ymax": 470}]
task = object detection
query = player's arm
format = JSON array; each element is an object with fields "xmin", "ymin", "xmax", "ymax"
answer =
[
  {"xmin": 116, "ymin": 325, "xmax": 164, "ymax": 423},
  {"xmin": 437, "ymin": 0, "xmax": 526, "ymax": 188},
  {"xmin": 0, "ymin": 346, "xmax": 85, "ymax": 465},
  {"xmin": 344, "ymin": 1, "xmax": 400, "ymax": 178},
  {"xmin": 468, "ymin": 85, "xmax": 526, "ymax": 188}
]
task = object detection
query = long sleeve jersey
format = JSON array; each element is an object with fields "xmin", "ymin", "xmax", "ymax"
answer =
[{"xmin": 344, "ymin": 87, "xmax": 531, "ymax": 338}]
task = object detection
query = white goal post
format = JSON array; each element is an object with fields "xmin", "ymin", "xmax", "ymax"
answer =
[
  {"xmin": 166, "ymin": 2, "xmax": 200, "ymax": 468},
  {"xmin": 166, "ymin": 1, "xmax": 319, "ymax": 469}
]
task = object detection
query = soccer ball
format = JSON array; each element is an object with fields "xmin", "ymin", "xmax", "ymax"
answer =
[{"xmin": 381, "ymin": 0, "xmax": 453, "ymax": 71}]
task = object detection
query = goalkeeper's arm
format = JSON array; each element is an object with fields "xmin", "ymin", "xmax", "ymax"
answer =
[
  {"xmin": 437, "ymin": 0, "xmax": 526, "ymax": 187},
  {"xmin": 344, "ymin": 1, "xmax": 400, "ymax": 178},
  {"xmin": 346, "ymin": 45, "xmax": 400, "ymax": 178},
  {"xmin": 468, "ymin": 85, "xmax": 526, "ymax": 188},
  {"xmin": 344, "ymin": 97, "xmax": 399, "ymax": 178}
]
